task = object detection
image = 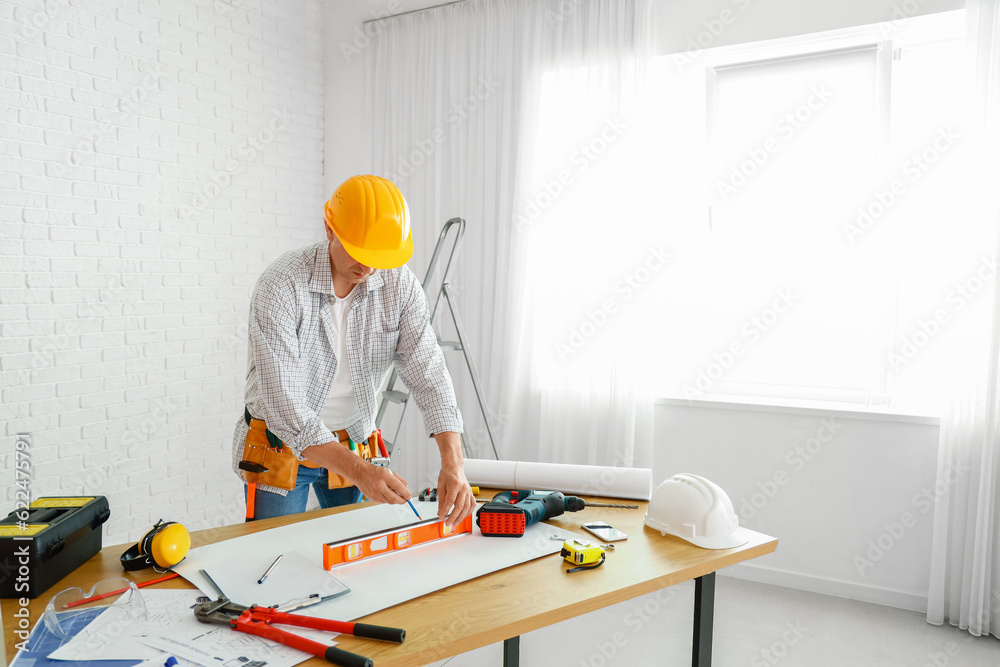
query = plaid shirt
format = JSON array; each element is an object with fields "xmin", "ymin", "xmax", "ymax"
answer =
[{"xmin": 231, "ymin": 242, "xmax": 463, "ymax": 494}]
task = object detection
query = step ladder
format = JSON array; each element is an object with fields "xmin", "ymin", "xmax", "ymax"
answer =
[{"xmin": 375, "ymin": 217, "xmax": 502, "ymax": 461}]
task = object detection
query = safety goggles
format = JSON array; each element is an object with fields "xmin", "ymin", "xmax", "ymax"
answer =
[{"xmin": 43, "ymin": 576, "xmax": 148, "ymax": 641}]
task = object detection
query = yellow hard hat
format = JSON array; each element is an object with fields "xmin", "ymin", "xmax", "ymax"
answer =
[{"xmin": 324, "ymin": 175, "xmax": 413, "ymax": 270}]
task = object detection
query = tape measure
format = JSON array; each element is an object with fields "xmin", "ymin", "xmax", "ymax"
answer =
[{"xmin": 560, "ymin": 538, "xmax": 606, "ymax": 573}]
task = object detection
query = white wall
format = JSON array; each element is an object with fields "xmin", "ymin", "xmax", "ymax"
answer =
[
  {"xmin": 0, "ymin": 0, "xmax": 325, "ymax": 545},
  {"xmin": 655, "ymin": 400, "xmax": 941, "ymax": 611}
]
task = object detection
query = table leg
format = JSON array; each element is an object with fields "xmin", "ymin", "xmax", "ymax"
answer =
[
  {"xmin": 692, "ymin": 572, "xmax": 715, "ymax": 667},
  {"xmin": 503, "ymin": 636, "xmax": 520, "ymax": 667}
]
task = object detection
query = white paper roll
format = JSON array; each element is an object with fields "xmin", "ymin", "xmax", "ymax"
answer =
[
  {"xmin": 463, "ymin": 459, "xmax": 518, "ymax": 489},
  {"xmin": 464, "ymin": 459, "xmax": 652, "ymax": 500}
]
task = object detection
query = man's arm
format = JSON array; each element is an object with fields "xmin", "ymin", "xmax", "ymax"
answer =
[
  {"xmin": 389, "ymin": 270, "xmax": 473, "ymax": 526},
  {"xmin": 248, "ymin": 274, "xmax": 336, "ymax": 457},
  {"xmin": 391, "ymin": 269, "xmax": 465, "ymax": 437},
  {"xmin": 432, "ymin": 431, "xmax": 476, "ymax": 527}
]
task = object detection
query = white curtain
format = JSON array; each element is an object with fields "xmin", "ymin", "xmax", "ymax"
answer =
[
  {"xmin": 501, "ymin": 55, "xmax": 658, "ymax": 471},
  {"xmin": 364, "ymin": 0, "xmax": 653, "ymax": 486},
  {"xmin": 926, "ymin": 0, "xmax": 1000, "ymax": 639}
]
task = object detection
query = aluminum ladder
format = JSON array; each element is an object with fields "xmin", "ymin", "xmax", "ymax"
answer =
[{"xmin": 375, "ymin": 217, "xmax": 502, "ymax": 460}]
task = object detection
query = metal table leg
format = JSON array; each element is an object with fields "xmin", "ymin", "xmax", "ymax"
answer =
[
  {"xmin": 503, "ymin": 636, "xmax": 520, "ymax": 667},
  {"xmin": 692, "ymin": 572, "xmax": 716, "ymax": 667}
]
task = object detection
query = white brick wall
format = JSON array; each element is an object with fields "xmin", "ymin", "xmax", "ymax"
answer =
[{"xmin": 0, "ymin": 0, "xmax": 325, "ymax": 547}]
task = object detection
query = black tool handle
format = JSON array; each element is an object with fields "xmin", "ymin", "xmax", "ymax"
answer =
[
  {"xmin": 539, "ymin": 491, "xmax": 568, "ymax": 521},
  {"xmin": 564, "ymin": 495, "xmax": 587, "ymax": 512},
  {"xmin": 353, "ymin": 622, "xmax": 406, "ymax": 643},
  {"xmin": 324, "ymin": 646, "xmax": 373, "ymax": 667}
]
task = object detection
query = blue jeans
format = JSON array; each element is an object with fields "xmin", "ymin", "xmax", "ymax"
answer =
[{"xmin": 245, "ymin": 465, "xmax": 361, "ymax": 521}]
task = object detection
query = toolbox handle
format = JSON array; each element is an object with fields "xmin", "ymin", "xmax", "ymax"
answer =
[
  {"xmin": 43, "ymin": 541, "xmax": 65, "ymax": 561},
  {"xmin": 92, "ymin": 508, "xmax": 111, "ymax": 530}
]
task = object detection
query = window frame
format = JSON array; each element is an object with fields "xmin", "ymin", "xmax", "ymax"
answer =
[{"xmin": 681, "ymin": 10, "xmax": 967, "ymax": 409}]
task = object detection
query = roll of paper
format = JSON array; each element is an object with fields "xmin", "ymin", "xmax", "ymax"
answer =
[
  {"xmin": 464, "ymin": 459, "xmax": 652, "ymax": 500},
  {"xmin": 463, "ymin": 459, "xmax": 517, "ymax": 489}
]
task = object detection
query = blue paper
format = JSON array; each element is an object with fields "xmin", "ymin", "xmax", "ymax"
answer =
[{"xmin": 10, "ymin": 608, "xmax": 141, "ymax": 667}]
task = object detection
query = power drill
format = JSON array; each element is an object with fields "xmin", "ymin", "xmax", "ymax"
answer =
[{"xmin": 476, "ymin": 490, "xmax": 586, "ymax": 537}]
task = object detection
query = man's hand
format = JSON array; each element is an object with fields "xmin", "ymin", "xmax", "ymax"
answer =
[
  {"xmin": 303, "ymin": 439, "xmax": 410, "ymax": 506},
  {"xmin": 433, "ymin": 432, "xmax": 475, "ymax": 527},
  {"xmin": 436, "ymin": 466, "xmax": 475, "ymax": 527},
  {"xmin": 355, "ymin": 465, "xmax": 411, "ymax": 506}
]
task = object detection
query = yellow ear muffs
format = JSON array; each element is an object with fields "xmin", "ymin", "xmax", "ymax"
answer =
[
  {"xmin": 145, "ymin": 522, "xmax": 190, "ymax": 568},
  {"xmin": 121, "ymin": 519, "xmax": 191, "ymax": 572}
]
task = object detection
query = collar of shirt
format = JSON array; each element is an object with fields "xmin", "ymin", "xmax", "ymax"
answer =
[{"xmin": 307, "ymin": 242, "xmax": 384, "ymax": 301}]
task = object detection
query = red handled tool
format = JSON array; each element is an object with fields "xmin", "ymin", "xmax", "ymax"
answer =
[{"xmin": 194, "ymin": 596, "xmax": 405, "ymax": 667}]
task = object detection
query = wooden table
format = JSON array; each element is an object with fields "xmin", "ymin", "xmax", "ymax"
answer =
[{"xmin": 2, "ymin": 494, "xmax": 777, "ymax": 666}]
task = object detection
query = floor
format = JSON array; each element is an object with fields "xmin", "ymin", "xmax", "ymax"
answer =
[{"xmin": 425, "ymin": 575, "xmax": 1000, "ymax": 666}]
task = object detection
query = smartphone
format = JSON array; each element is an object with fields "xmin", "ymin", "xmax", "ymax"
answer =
[{"xmin": 581, "ymin": 521, "xmax": 628, "ymax": 542}]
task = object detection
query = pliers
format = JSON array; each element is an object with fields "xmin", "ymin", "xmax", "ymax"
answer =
[{"xmin": 193, "ymin": 596, "xmax": 405, "ymax": 667}]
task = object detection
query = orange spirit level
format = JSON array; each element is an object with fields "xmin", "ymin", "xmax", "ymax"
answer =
[{"xmin": 322, "ymin": 516, "xmax": 473, "ymax": 570}]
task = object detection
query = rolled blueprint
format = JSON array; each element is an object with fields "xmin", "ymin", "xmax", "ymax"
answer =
[{"xmin": 464, "ymin": 459, "xmax": 652, "ymax": 500}]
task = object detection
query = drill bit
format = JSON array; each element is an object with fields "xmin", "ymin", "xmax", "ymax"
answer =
[{"xmin": 474, "ymin": 498, "xmax": 638, "ymax": 508}]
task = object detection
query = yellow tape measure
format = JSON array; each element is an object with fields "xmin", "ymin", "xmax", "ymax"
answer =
[{"xmin": 561, "ymin": 538, "xmax": 606, "ymax": 572}]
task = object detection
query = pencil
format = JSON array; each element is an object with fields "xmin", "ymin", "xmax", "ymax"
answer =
[{"xmin": 64, "ymin": 572, "xmax": 180, "ymax": 608}]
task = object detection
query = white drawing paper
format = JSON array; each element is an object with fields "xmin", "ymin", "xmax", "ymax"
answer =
[
  {"xmin": 200, "ymin": 549, "xmax": 349, "ymax": 609},
  {"xmin": 132, "ymin": 653, "xmax": 200, "ymax": 667},
  {"xmin": 173, "ymin": 501, "xmax": 578, "ymax": 624},
  {"xmin": 48, "ymin": 588, "xmax": 338, "ymax": 667},
  {"xmin": 48, "ymin": 589, "xmax": 205, "ymax": 661},
  {"xmin": 141, "ymin": 605, "xmax": 341, "ymax": 667}
]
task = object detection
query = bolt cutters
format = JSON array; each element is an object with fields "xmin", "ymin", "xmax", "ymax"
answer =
[{"xmin": 193, "ymin": 596, "xmax": 405, "ymax": 667}]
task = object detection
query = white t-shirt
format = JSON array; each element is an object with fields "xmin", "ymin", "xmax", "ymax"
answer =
[{"xmin": 319, "ymin": 285, "xmax": 361, "ymax": 432}]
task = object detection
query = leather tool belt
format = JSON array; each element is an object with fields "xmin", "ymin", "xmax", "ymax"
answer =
[{"xmin": 239, "ymin": 407, "xmax": 378, "ymax": 491}]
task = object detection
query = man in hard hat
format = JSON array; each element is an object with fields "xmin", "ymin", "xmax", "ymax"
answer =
[{"xmin": 232, "ymin": 174, "xmax": 475, "ymax": 527}]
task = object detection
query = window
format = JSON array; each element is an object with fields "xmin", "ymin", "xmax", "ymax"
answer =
[
  {"xmin": 522, "ymin": 10, "xmax": 981, "ymax": 412},
  {"xmin": 698, "ymin": 13, "xmax": 978, "ymax": 410},
  {"xmin": 704, "ymin": 44, "xmax": 890, "ymax": 403}
]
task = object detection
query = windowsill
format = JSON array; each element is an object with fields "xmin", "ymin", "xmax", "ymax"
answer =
[{"xmin": 653, "ymin": 394, "xmax": 941, "ymax": 426}]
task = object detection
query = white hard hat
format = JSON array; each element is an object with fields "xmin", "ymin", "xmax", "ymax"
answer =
[{"xmin": 644, "ymin": 473, "xmax": 749, "ymax": 549}]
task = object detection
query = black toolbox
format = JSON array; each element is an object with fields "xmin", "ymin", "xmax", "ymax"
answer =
[{"xmin": 0, "ymin": 496, "xmax": 110, "ymax": 599}]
